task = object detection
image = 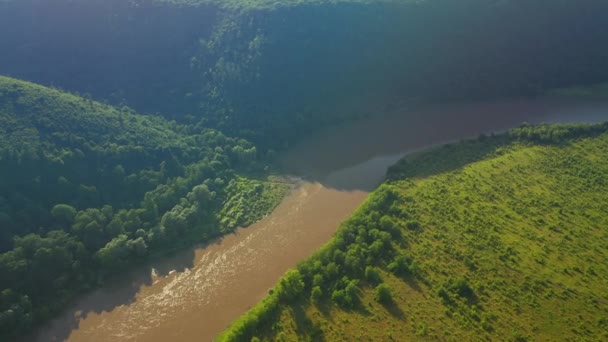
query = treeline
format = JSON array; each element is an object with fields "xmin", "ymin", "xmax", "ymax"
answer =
[
  {"xmin": 219, "ymin": 121, "xmax": 608, "ymax": 341},
  {"xmin": 0, "ymin": 76, "xmax": 288, "ymax": 340},
  {"xmin": 219, "ymin": 185, "xmax": 410, "ymax": 341},
  {"xmin": 509, "ymin": 121, "xmax": 608, "ymax": 144},
  {"xmin": 2, "ymin": 0, "xmax": 608, "ymax": 149}
]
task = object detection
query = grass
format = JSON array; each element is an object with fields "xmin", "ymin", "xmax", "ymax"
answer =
[{"xmin": 219, "ymin": 122, "xmax": 608, "ymax": 341}]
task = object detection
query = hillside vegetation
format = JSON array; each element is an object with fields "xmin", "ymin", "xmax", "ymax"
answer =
[
  {"xmin": 2, "ymin": 0, "xmax": 608, "ymax": 147},
  {"xmin": 220, "ymin": 122, "xmax": 608, "ymax": 341},
  {"xmin": 0, "ymin": 76, "xmax": 288, "ymax": 339},
  {"xmin": 2, "ymin": 0, "xmax": 608, "ymax": 340}
]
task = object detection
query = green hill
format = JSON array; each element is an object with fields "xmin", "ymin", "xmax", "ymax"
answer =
[
  {"xmin": 0, "ymin": 76, "xmax": 288, "ymax": 339},
  {"xmin": 220, "ymin": 122, "xmax": 608, "ymax": 341},
  {"xmin": 2, "ymin": 0, "xmax": 608, "ymax": 148}
]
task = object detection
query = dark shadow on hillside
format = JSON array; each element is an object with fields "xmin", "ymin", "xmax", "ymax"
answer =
[
  {"xmin": 278, "ymin": 98, "xmax": 608, "ymax": 192},
  {"xmin": 291, "ymin": 303, "xmax": 326, "ymax": 341},
  {"xmin": 290, "ymin": 137, "xmax": 505, "ymax": 193},
  {"xmin": 381, "ymin": 301, "xmax": 406, "ymax": 321},
  {"xmin": 384, "ymin": 137, "xmax": 508, "ymax": 182},
  {"xmin": 345, "ymin": 294, "xmax": 372, "ymax": 317},
  {"xmin": 314, "ymin": 298, "xmax": 334, "ymax": 319},
  {"xmin": 400, "ymin": 274, "xmax": 424, "ymax": 293}
]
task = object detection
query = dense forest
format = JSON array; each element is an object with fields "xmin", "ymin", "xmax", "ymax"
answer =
[
  {"xmin": 0, "ymin": 76, "xmax": 288, "ymax": 339},
  {"xmin": 1, "ymin": 0, "xmax": 608, "ymax": 147},
  {"xmin": 220, "ymin": 122, "xmax": 608, "ymax": 341},
  {"xmin": 1, "ymin": 0, "xmax": 608, "ymax": 340}
]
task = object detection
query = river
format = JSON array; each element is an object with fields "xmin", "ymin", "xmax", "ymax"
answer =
[{"xmin": 27, "ymin": 98, "xmax": 608, "ymax": 341}]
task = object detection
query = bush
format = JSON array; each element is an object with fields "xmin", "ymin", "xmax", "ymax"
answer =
[
  {"xmin": 406, "ymin": 220, "xmax": 421, "ymax": 231},
  {"xmin": 50, "ymin": 204, "xmax": 77, "ymax": 225},
  {"xmin": 375, "ymin": 284, "xmax": 393, "ymax": 304},
  {"xmin": 278, "ymin": 270, "xmax": 304, "ymax": 302},
  {"xmin": 331, "ymin": 279, "xmax": 359, "ymax": 309},
  {"xmin": 387, "ymin": 255, "xmax": 410, "ymax": 277},
  {"xmin": 364, "ymin": 266, "xmax": 382, "ymax": 285}
]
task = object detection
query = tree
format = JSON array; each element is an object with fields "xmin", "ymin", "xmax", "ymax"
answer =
[
  {"xmin": 189, "ymin": 184, "xmax": 214, "ymax": 204},
  {"xmin": 105, "ymin": 218, "xmax": 125, "ymax": 238},
  {"xmin": 388, "ymin": 255, "xmax": 411, "ymax": 277},
  {"xmin": 312, "ymin": 273, "xmax": 324, "ymax": 287},
  {"xmin": 365, "ymin": 266, "xmax": 382, "ymax": 285},
  {"xmin": 311, "ymin": 286, "xmax": 323, "ymax": 304},
  {"xmin": 160, "ymin": 208, "xmax": 187, "ymax": 238},
  {"xmin": 96, "ymin": 235, "xmax": 129, "ymax": 270},
  {"xmin": 127, "ymin": 237, "xmax": 148, "ymax": 257},
  {"xmin": 50, "ymin": 204, "xmax": 77, "ymax": 226},
  {"xmin": 231, "ymin": 145, "xmax": 257, "ymax": 165},
  {"xmin": 278, "ymin": 270, "xmax": 304, "ymax": 301},
  {"xmin": 375, "ymin": 284, "xmax": 393, "ymax": 304}
]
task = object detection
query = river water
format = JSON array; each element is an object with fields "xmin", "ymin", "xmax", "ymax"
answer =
[{"xmin": 27, "ymin": 98, "xmax": 608, "ymax": 341}]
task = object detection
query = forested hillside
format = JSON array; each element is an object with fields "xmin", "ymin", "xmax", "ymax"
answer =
[
  {"xmin": 0, "ymin": 76, "xmax": 288, "ymax": 339},
  {"xmin": 1, "ymin": 0, "xmax": 608, "ymax": 146},
  {"xmin": 2, "ymin": 0, "xmax": 608, "ymax": 340},
  {"xmin": 221, "ymin": 122, "xmax": 608, "ymax": 341}
]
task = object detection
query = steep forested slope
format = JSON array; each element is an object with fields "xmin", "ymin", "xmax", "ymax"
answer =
[
  {"xmin": 1, "ymin": 0, "xmax": 608, "ymax": 147},
  {"xmin": 0, "ymin": 76, "xmax": 288, "ymax": 339},
  {"xmin": 221, "ymin": 122, "xmax": 608, "ymax": 341}
]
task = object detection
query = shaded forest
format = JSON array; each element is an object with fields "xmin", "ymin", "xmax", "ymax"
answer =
[
  {"xmin": 1, "ymin": 0, "xmax": 608, "ymax": 147},
  {"xmin": 0, "ymin": 76, "xmax": 288, "ymax": 339}
]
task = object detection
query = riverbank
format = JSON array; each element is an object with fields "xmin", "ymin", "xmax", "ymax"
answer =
[
  {"xmin": 221, "ymin": 121, "xmax": 608, "ymax": 341},
  {"xmin": 26, "ymin": 98, "xmax": 608, "ymax": 341}
]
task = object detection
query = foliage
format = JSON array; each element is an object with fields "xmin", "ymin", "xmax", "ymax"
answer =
[
  {"xmin": 0, "ymin": 0, "xmax": 608, "ymax": 339},
  {"xmin": 3, "ymin": 0, "xmax": 608, "ymax": 149},
  {"xmin": 218, "ymin": 177, "xmax": 289, "ymax": 233},
  {"xmin": 0, "ymin": 77, "xmax": 289, "ymax": 340},
  {"xmin": 219, "ymin": 122, "xmax": 608, "ymax": 341},
  {"xmin": 374, "ymin": 283, "xmax": 393, "ymax": 304}
]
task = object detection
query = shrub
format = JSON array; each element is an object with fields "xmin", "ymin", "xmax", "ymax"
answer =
[
  {"xmin": 375, "ymin": 284, "xmax": 393, "ymax": 304},
  {"xmin": 278, "ymin": 270, "xmax": 304, "ymax": 302},
  {"xmin": 50, "ymin": 204, "xmax": 77, "ymax": 225},
  {"xmin": 406, "ymin": 220, "xmax": 421, "ymax": 231},
  {"xmin": 365, "ymin": 266, "xmax": 382, "ymax": 285},
  {"xmin": 387, "ymin": 255, "xmax": 410, "ymax": 277}
]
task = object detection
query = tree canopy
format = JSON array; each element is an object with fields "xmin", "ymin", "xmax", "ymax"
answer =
[{"xmin": 0, "ymin": 77, "xmax": 289, "ymax": 340}]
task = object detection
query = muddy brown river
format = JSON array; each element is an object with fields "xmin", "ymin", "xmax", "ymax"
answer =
[{"xmin": 27, "ymin": 98, "xmax": 608, "ymax": 341}]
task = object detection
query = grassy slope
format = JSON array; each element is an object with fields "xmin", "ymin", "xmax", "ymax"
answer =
[{"xmin": 220, "ymin": 123, "xmax": 608, "ymax": 341}]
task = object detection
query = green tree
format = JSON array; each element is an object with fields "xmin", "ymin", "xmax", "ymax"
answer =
[
  {"xmin": 189, "ymin": 184, "xmax": 214, "ymax": 204},
  {"xmin": 365, "ymin": 266, "xmax": 382, "ymax": 285},
  {"xmin": 278, "ymin": 270, "xmax": 304, "ymax": 301},
  {"xmin": 311, "ymin": 286, "xmax": 323, "ymax": 304},
  {"xmin": 96, "ymin": 235, "xmax": 130, "ymax": 270},
  {"xmin": 50, "ymin": 204, "xmax": 77, "ymax": 225},
  {"xmin": 375, "ymin": 284, "xmax": 393, "ymax": 304},
  {"xmin": 127, "ymin": 237, "xmax": 148, "ymax": 257}
]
